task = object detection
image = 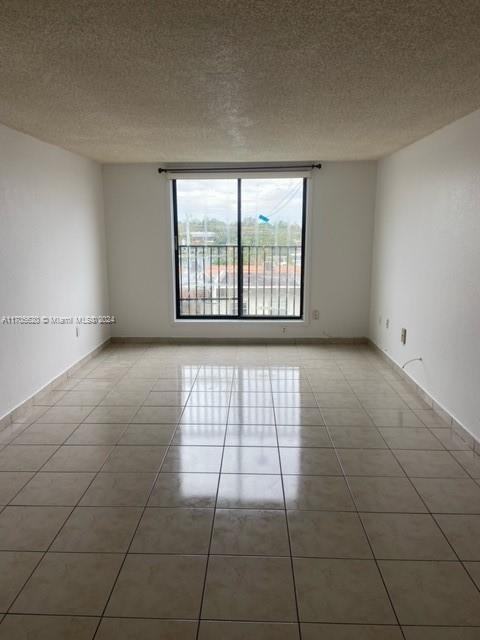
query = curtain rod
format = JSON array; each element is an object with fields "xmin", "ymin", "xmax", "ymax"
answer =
[{"xmin": 158, "ymin": 163, "xmax": 321, "ymax": 174}]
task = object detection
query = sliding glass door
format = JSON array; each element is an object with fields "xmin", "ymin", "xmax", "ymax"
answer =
[{"xmin": 172, "ymin": 176, "xmax": 306, "ymax": 319}]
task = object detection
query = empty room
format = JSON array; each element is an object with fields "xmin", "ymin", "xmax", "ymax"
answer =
[{"xmin": 1, "ymin": 1, "xmax": 480, "ymax": 638}]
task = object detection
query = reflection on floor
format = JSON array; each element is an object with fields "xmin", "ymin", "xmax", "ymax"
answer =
[{"xmin": 0, "ymin": 342, "xmax": 480, "ymax": 639}]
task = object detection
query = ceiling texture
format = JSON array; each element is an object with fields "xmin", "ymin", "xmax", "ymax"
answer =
[{"xmin": 1, "ymin": 0, "xmax": 480, "ymax": 163}]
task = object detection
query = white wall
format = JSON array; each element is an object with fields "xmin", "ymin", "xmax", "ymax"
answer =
[
  {"xmin": 0, "ymin": 125, "xmax": 110, "ymax": 419},
  {"xmin": 103, "ymin": 162, "xmax": 377, "ymax": 340},
  {"xmin": 370, "ymin": 108, "xmax": 480, "ymax": 440}
]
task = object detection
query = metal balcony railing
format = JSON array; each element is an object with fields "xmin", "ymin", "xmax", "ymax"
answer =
[{"xmin": 177, "ymin": 245, "xmax": 303, "ymax": 318}]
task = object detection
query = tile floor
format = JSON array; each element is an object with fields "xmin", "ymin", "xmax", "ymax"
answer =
[{"xmin": 0, "ymin": 343, "xmax": 480, "ymax": 639}]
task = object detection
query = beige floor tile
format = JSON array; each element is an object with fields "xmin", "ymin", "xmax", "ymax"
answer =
[
  {"xmin": 74, "ymin": 379, "xmax": 116, "ymax": 392},
  {"xmin": 36, "ymin": 406, "xmax": 93, "ymax": 423},
  {"xmin": 161, "ymin": 446, "xmax": 223, "ymax": 473},
  {"xmin": 230, "ymin": 392, "xmax": 273, "ymax": 407},
  {"xmin": 348, "ymin": 477, "xmax": 426, "ymax": 512},
  {"xmin": 337, "ymin": 449, "xmax": 405, "ymax": 476},
  {"xmin": 187, "ymin": 391, "xmax": 231, "ymax": 406},
  {"xmin": 180, "ymin": 407, "xmax": 228, "ymax": 425},
  {"xmin": 99, "ymin": 389, "xmax": 149, "ymax": 406},
  {"xmin": 42, "ymin": 445, "xmax": 113, "ymax": 472},
  {"xmin": 102, "ymin": 445, "xmax": 167, "ymax": 472},
  {"xmin": 202, "ymin": 555, "xmax": 297, "ymax": 621},
  {"xmin": 217, "ymin": 474, "xmax": 284, "ymax": 509},
  {"xmin": 0, "ymin": 445, "xmax": 58, "ymax": 471},
  {"xmin": 153, "ymin": 379, "xmax": 194, "ymax": 392},
  {"xmin": 275, "ymin": 407, "xmax": 324, "ymax": 426},
  {"xmin": 0, "ymin": 615, "xmax": 98, "ymax": 640},
  {"xmin": 452, "ymin": 450, "xmax": 480, "ymax": 478},
  {"xmin": 288, "ymin": 511, "xmax": 372, "ymax": 558},
  {"xmin": 65, "ymin": 423, "xmax": 127, "ymax": 445},
  {"xmin": 358, "ymin": 394, "xmax": 409, "ymax": 411},
  {"xmin": 222, "ymin": 447, "xmax": 280, "ymax": 474},
  {"xmin": 301, "ymin": 624, "xmax": 403, "ymax": 639},
  {"xmin": 12, "ymin": 423, "xmax": 79, "ymax": 445},
  {"xmin": 149, "ymin": 473, "xmax": 219, "ymax": 507},
  {"xmin": 225, "ymin": 425, "xmax": 277, "ymax": 447},
  {"xmin": 12, "ymin": 472, "xmax": 95, "ymax": 506},
  {"xmin": 294, "ymin": 558, "xmax": 396, "ymax": 623},
  {"xmin": 0, "ymin": 472, "xmax": 34, "ymax": 504},
  {"xmin": 402, "ymin": 627, "xmax": 480, "ymax": 640},
  {"xmin": 211, "ymin": 509, "xmax": 289, "ymax": 556},
  {"xmin": 79, "ymin": 473, "xmax": 156, "ymax": 507},
  {"xmin": 379, "ymin": 560, "xmax": 480, "ymax": 625},
  {"xmin": 271, "ymin": 379, "xmax": 312, "ymax": 393},
  {"xmin": 0, "ymin": 552, "xmax": 42, "ymax": 611},
  {"xmin": 132, "ymin": 407, "xmax": 182, "ymax": 424},
  {"xmin": 199, "ymin": 621, "xmax": 300, "ymax": 639},
  {"xmin": 114, "ymin": 379, "xmax": 156, "ymax": 392},
  {"xmin": 56, "ymin": 390, "xmax": 107, "ymax": 406},
  {"xmin": 361, "ymin": 513, "xmax": 455, "ymax": 559},
  {"xmin": 308, "ymin": 380, "xmax": 351, "ymax": 393},
  {"xmin": 276, "ymin": 426, "xmax": 332, "ymax": 448},
  {"xmin": 12, "ymin": 552, "xmax": 123, "ymax": 615},
  {"xmin": 465, "ymin": 562, "xmax": 480, "ymax": 589},
  {"xmin": 434, "ymin": 514, "xmax": 480, "ymax": 560},
  {"xmin": 106, "ymin": 554, "xmax": 207, "ymax": 618},
  {"xmin": 379, "ymin": 428, "xmax": 444, "ymax": 450},
  {"xmin": 412, "ymin": 478, "xmax": 480, "ymax": 513},
  {"xmin": 280, "ymin": 448, "xmax": 342, "ymax": 475},
  {"xmin": 119, "ymin": 423, "xmax": 176, "ymax": 445},
  {"xmin": 194, "ymin": 380, "xmax": 232, "ymax": 392},
  {"xmin": 284, "ymin": 476, "xmax": 355, "ymax": 511},
  {"xmin": 228, "ymin": 407, "xmax": 275, "ymax": 425},
  {"xmin": 367, "ymin": 409, "xmax": 424, "ymax": 428},
  {"xmin": 173, "ymin": 425, "xmax": 225, "ymax": 446},
  {"xmin": 328, "ymin": 427, "xmax": 387, "ymax": 449},
  {"xmin": 0, "ymin": 506, "xmax": 71, "ymax": 550},
  {"xmin": 394, "ymin": 450, "xmax": 468, "ymax": 478},
  {"xmin": 272, "ymin": 393, "xmax": 317, "ymax": 408},
  {"xmin": 429, "ymin": 429, "xmax": 470, "ymax": 450},
  {"xmin": 85, "ymin": 406, "xmax": 138, "ymax": 424},
  {"xmin": 321, "ymin": 409, "xmax": 373, "ymax": 427},
  {"xmin": 144, "ymin": 391, "xmax": 190, "ymax": 406},
  {"xmin": 131, "ymin": 507, "xmax": 213, "ymax": 553},
  {"xmin": 314, "ymin": 392, "xmax": 362, "ymax": 409},
  {"xmin": 52, "ymin": 506, "xmax": 142, "ymax": 552},
  {"xmin": 33, "ymin": 390, "xmax": 66, "ymax": 406},
  {"xmin": 96, "ymin": 618, "xmax": 197, "ymax": 640},
  {"xmin": 415, "ymin": 410, "xmax": 451, "ymax": 427}
]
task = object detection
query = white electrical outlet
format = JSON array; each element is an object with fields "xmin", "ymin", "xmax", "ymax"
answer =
[
  {"xmin": 386, "ymin": 318, "xmax": 390, "ymax": 329},
  {"xmin": 282, "ymin": 327, "xmax": 287, "ymax": 334},
  {"xmin": 312, "ymin": 309, "xmax": 320, "ymax": 320}
]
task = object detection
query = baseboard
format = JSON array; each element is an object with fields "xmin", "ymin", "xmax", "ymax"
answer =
[
  {"xmin": 111, "ymin": 336, "xmax": 370, "ymax": 345},
  {"xmin": 0, "ymin": 337, "xmax": 112, "ymax": 433},
  {"xmin": 368, "ymin": 339, "xmax": 480, "ymax": 454}
]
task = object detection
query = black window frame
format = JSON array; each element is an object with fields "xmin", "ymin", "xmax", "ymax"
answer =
[{"xmin": 172, "ymin": 177, "xmax": 307, "ymax": 320}]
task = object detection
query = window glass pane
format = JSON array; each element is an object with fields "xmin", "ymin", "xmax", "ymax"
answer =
[
  {"xmin": 175, "ymin": 179, "xmax": 238, "ymax": 316},
  {"xmin": 173, "ymin": 177, "xmax": 305, "ymax": 319},
  {"xmin": 241, "ymin": 178, "xmax": 304, "ymax": 317}
]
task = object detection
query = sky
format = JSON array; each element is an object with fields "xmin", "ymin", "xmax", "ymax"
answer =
[{"xmin": 176, "ymin": 177, "xmax": 304, "ymax": 226}]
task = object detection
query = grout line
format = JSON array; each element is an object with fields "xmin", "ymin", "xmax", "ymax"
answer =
[
  {"xmin": 194, "ymin": 372, "xmax": 232, "ymax": 640},
  {"xmin": 271, "ymin": 368, "xmax": 304, "ymax": 640}
]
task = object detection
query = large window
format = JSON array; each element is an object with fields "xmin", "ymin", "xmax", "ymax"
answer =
[{"xmin": 172, "ymin": 176, "xmax": 307, "ymax": 319}]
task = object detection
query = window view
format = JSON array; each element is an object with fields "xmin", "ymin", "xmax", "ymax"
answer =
[{"xmin": 173, "ymin": 176, "xmax": 306, "ymax": 319}]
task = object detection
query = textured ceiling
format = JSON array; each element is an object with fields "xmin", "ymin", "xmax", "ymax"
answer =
[{"xmin": 1, "ymin": 0, "xmax": 480, "ymax": 162}]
